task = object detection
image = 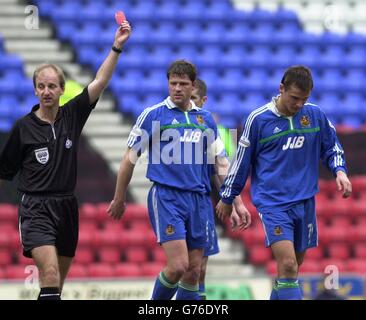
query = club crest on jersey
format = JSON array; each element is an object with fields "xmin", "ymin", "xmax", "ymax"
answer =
[
  {"xmin": 274, "ymin": 226, "xmax": 283, "ymax": 236},
  {"xmin": 300, "ymin": 115, "xmax": 310, "ymax": 128},
  {"xmin": 165, "ymin": 225, "xmax": 175, "ymax": 235},
  {"xmin": 196, "ymin": 115, "xmax": 205, "ymax": 125},
  {"xmin": 34, "ymin": 147, "xmax": 49, "ymax": 164},
  {"xmin": 65, "ymin": 138, "xmax": 72, "ymax": 149}
]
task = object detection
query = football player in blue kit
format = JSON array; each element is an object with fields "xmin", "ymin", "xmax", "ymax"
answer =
[
  {"xmin": 108, "ymin": 60, "xmax": 250, "ymax": 300},
  {"xmin": 216, "ymin": 65, "xmax": 352, "ymax": 300}
]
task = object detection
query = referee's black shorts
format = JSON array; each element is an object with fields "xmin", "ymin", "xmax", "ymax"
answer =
[{"xmin": 19, "ymin": 194, "xmax": 79, "ymax": 258}]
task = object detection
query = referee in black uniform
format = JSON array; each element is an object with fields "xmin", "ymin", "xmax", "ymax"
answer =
[{"xmin": 0, "ymin": 21, "xmax": 131, "ymax": 300}]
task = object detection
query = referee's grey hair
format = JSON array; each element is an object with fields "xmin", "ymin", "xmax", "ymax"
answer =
[{"xmin": 33, "ymin": 63, "xmax": 65, "ymax": 89}]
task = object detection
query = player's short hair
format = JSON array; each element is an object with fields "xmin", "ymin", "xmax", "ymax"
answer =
[
  {"xmin": 195, "ymin": 78, "xmax": 207, "ymax": 98},
  {"xmin": 167, "ymin": 60, "xmax": 197, "ymax": 82},
  {"xmin": 281, "ymin": 65, "xmax": 313, "ymax": 92},
  {"xmin": 33, "ymin": 63, "xmax": 66, "ymax": 89}
]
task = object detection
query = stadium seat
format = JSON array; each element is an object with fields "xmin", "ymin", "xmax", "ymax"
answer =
[
  {"xmin": 347, "ymin": 259, "xmax": 366, "ymax": 274},
  {"xmin": 306, "ymin": 247, "xmax": 324, "ymax": 260},
  {"xmin": 4, "ymin": 265, "xmax": 27, "ymax": 279},
  {"xmin": 115, "ymin": 263, "xmax": 141, "ymax": 278},
  {"xmin": 88, "ymin": 263, "xmax": 115, "ymax": 278},
  {"xmin": 67, "ymin": 264, "xmax": 88, "ymax": 278},
  {"xmin": 74, "ymin": 247, "xmax": 95, "ymax": 264},
  {"xmin": 125, "ymin": 247, "xmax": 148, "ymax": 264},
  {"xmin": 98, "ymin": 247, "xmax": 121, "ymax": 263},
  {"xmin": 0, "ymin": 249, "xmax": 12, "ymax": 266},
  {"xmin": 79, "ymin": 203, "xmax": 98, "ymax": 222},
  {"xmin": 16, "ymin": 252, "xmax": 33, "ymax": 266},
  {"xmin": 328, "ymin": 243, "xmax": 350, "ymax": 260},
  {"xmin": 299, "ymin": 260, "xmax": 323, "ymax": 274},
  {"xmin": 266, "ymin": 260, "xmax": 277, "ymax": 276},
  {"xmin": 151, "ymin": 247, "xmax": 166, "ymax": 263},
  {"xmin": 249, "ymin": 245, "xmax": 272, "ymax": 265},
  {"xmin": 0, "ymin": 203, "xmax": 17, "ymax": 224},
  {"xmin": 140, "ymin": 262, "xmax": 164, "ymax": 277},
  {"xmin": 354, "ymin": 243, "xmax": 366, "ymax": 259}
]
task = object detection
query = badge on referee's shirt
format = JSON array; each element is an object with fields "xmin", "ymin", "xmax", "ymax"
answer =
[
  {"xmin": 34, "ymin": 147, "xmax": 49, "ymax": 164},
  {"xmin": 65, "ymin": 138, "xmax": 73, "ymax": 149}
]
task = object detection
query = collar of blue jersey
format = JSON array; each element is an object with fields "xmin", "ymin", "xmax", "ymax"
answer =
[
  {"xmin": 269, "ymin": 95, "xmax": 284, "ymax": 117},
  {"xmin": 164, "ymin": 96, "xmax": 200, "ymax": 111}
]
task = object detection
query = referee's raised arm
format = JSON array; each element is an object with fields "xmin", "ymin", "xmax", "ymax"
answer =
[{"xmin": 87, "ymin": 21, "xmax": 131, "ymax": 105}]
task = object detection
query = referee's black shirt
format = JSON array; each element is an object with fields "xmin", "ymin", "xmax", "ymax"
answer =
[{"xmin": 0, "ymin": 87, "xmax": 97, "ymax": 195}]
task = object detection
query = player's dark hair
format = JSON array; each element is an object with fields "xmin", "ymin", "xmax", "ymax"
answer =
[
  {"xmin": 281, "ymin": 65, "xmax": 313, "ymax": 92},
  {"xmin": 167, "ymin": 60, "xmax": 197, "ymax": 82},
  {"xmin": 33, "ymin": 63, "xmax": 66, "ymax": 89},
  {"xmin": 195, "ymin": 78, "xmax": 207, "ymax": 98}
]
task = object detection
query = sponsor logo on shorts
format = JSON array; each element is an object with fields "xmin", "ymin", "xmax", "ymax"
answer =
[
  {"xmin": 274, "ymin": 226, "xmax": 283, "ymax": 236},
  {"xmin": 34, "ymin": 147, "xmax": 49, "ymax": 164},
  {"xmin": 165, "ymin": 225, "xmax": 175, "ymax": 235}
]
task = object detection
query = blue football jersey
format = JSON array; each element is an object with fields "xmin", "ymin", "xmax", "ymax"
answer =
[
  {"xmin": 128, "ymin": 97, "xmax": 225, "ymax": 194},
  {"xmin": 221, "ymin": 96, "xmax": 348, "ymax": 211}
]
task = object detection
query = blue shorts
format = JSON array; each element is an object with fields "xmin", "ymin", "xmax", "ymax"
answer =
[
  {"xmin": 258, "ymin": 198, "xmax": 318, "ymax": 253},
  {"xmin": 204, "ymin": 206, "xmax": 219, "ymax": 257},
  {"xmin": 147, "ymin": 183, "xmax": 209, "ymax": 250}
]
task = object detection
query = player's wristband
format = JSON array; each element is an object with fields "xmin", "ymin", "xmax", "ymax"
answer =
[{"xmin": 112, "ymin": 46, "xmax": 122, "ymax": 54}]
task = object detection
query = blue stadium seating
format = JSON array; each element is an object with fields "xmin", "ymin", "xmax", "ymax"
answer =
[{"xmin": 2, "ymin": 0, "xmax": 366, "ymax": 130}]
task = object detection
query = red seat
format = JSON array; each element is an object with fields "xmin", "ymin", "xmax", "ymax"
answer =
[
  {"xmin": 93, "ymin": 230, "xmax": 120, "ymax": 249},
  {"xmin": 354, "ymin": 243, "xmax": 366, "ymax": 258},
  {"xmin": 96, "ymin": 202, "xmax": 111, "ymax": 224},
  {"xmin": 0, "ymin": 232, "xmax": 10, "ymax": 248},
  {"xmin": 129, "ymin": 221, "xmax": 150, "ymax": 233},
  {"xmin": 103, "ymin": 220, "xmax": 125, "ymax": 232},
  {"xmin": 347, "ymin": 259, "xmax": 366, "ymax": 273},
  {"xmin": 16, "ymin": 252, "xmax": 33, "ymax": 266},
  {"xmin": 318, "ymin": 226, "xmax": 347, "ymax": 246},
  {"xmin": 151, "ymin": 247, "xmax": 166, "ymax": 263},
  {"xmin": 351, "ymin": 175, "xmax": 366, "ymax": 193},
  {"xmin": 348, "ymin": 225, "xmax": 366, "ymax": 243},
  {"xmin": 299, "ymin": 260, "xmax": 323, "ymax": 274},
  {"xmin": 249, "ymin": 245, "xmax": 271, "ymax": 265},
  {"xmin": 0, "ymin": 249, "xmax": 12, "ymax": 266},
  {"xmin": 88, "ymin": 263, "xmax": 115, "ymax": 278},
  {"xmin": 0, "ymin": 204, "xmax": 17, "ymax": 224},
  {"xmin": 306, "ymin": 246, "xmax": 324, "ymax": 260},
  {"xmin": 140, "ymin": 262, "xmax": 164, "ymax": 276},
  {"xmin": 0, "ymin": 222, "xmax": 17, "ymax": 233},
  {"xmin": 79, "ymin": 221, "xmax": 98, "ymax": 233},
  {"xmin": 5, "ymin": 265, "xmax": 28, "ymax": 279},
  {"xmin": 115, "ymin": 263, "xmax": 142, "ymax": 277},
  {"xmin": 68, "ymin": 264, "xmax": 88, "ymax": 278},
  {"xmin": 350, "ymin": 200, "xmax": 366, "ymax": 218},
  {"xmin": 98, "ymin": 247, "xmax": 121, "ymax": 263},
  {"xmin": 123, "ymin": 204, "xmax": 149, "ymax": 224},
  {"xmin": 78, "ymin": 230, "xmax": 94, "ymax": 247},
  {"xmin": 240, "ymin": 226, "xmax": 265, "ymax": 246},
  {"xmin": 330, "ymin": 216, "xmax": 352, "ymax": 228},
  {"xmin": 119, "ymin": 230, "xmax": 146, "ymax": 249},
  {"xmin": 328, "ymin": 243, "xmax": 350, "ymax": 260},
  {"xmin": 79, "ymin": 203, "xmax": 98, "ymax": 222},
  {"xmin": 125, "ymin": 247, "xmax": 148, "ymax": 263},
  {"xmin": 265, "ymin": 260, "xmax": 277, "ymax": 276},
  {"xmin": 74, "ymin": 247, "xmax": 95, "ymax": 264}
]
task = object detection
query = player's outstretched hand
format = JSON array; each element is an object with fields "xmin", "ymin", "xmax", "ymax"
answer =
[{"xmin": 107, "ymin": 199, "xmax": 126, "ymax": 220}]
